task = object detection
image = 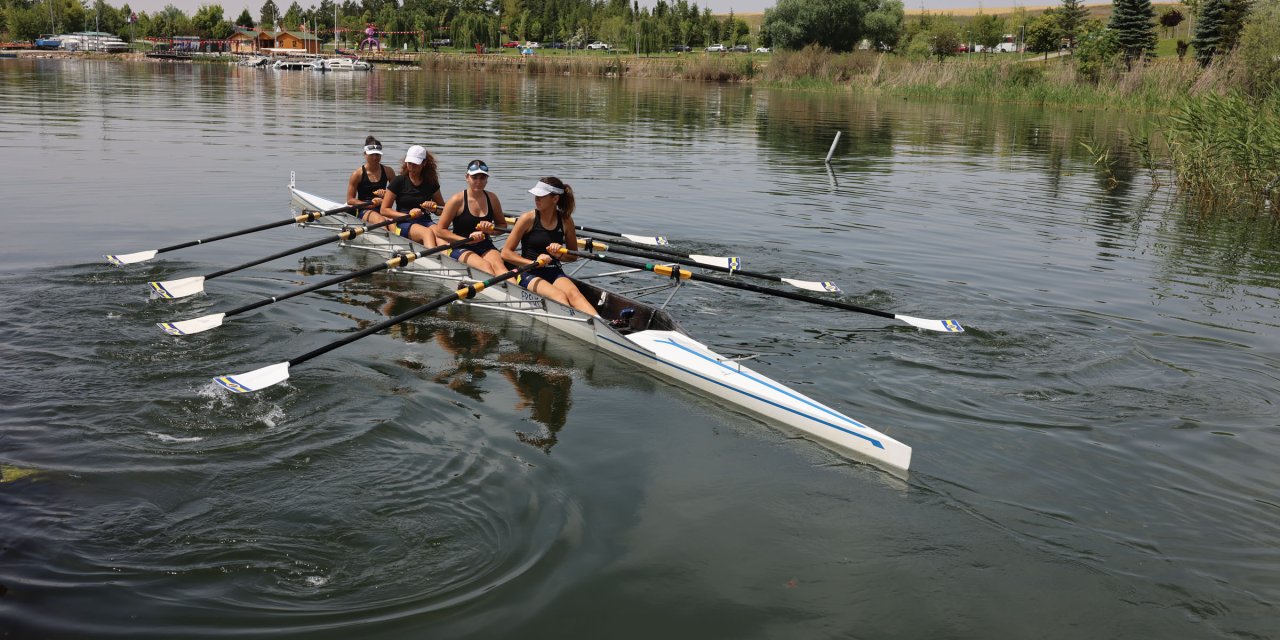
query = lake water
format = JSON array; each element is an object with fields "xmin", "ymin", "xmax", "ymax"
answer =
[{"xmin": 1, "ymin": 59, "xmax": 1278, "ymax": 639}]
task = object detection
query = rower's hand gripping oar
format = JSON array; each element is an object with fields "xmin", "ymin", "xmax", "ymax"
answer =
[
  {"xmin": 105, "ymin": 204, "xmax": 361, "ymax": 266},
  {"xmin": 211, "ymin": 257, "xmax": 551, "ymax": 393},
  {"xmin": 147, "ymin": 207, "xmax": 433, "ymax": 299},
  {"xmin": 578, "ymin": 238, "xmax": 840, "ymax": 293},
  {"xmin": 158, "ymin": 234, "xmax": 501, "ymax": 335},
  {"xmin": 563, "ymin": 249, "xmax": 964, "ymax": 333}
]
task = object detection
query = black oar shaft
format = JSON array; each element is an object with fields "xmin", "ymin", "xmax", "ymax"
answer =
[
  {"xmin": 224, "ymin": 234, "xmax": 490, "ymax": 318},
  {"xmin": 286, "ymin": 260, "xmax": 543, "ymax": 368},
  {"xmin": 155, "ymin": 207, "xmax": 352, "ymax": 255},
  {"xmin": 577, "ymin": 231, "xmax": 691, "ymax": 259},
  {"xmin": 202, "ymin": 213, "xmax": 411, "ymax": 281},
  {"xmin": 568, "ymin": 250, "xmax": 895, "ymax": 320}
]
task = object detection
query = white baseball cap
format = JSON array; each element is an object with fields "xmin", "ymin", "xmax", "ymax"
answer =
[
  {"xmin": 363, "ymin": 143, "xmax": 383, "ymax": 155},
  {"xmin": 405, "ymin": 145, "xmax": 427, "ymax": 165}
]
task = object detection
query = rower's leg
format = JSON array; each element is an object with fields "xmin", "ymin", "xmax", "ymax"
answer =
[
  {"xmin": 528, "ymin": 278, "xmax": 572, "ymax": 308},
  {"xmin": 479, "ymin": 250, "xmax": 507, "ymax": 277},
  {"xmin": 409, "ymin": 224, "xmax": 438, "ymax": 248},
  {"xmin": 553, "ymin": 279, "xmax": 600, "ymax": 316},
  {"xmin": 458, "ymin": 250, "xmax": 497, "ymax": 276}
]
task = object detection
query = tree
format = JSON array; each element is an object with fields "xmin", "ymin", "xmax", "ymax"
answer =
[
  {"xmin": 761, "ymin": 0, "xmax": 879, "ymax": 52},
  {"xmin": 259, "ymin": 0, "xmax": 279, "ymax": 29},
  {"xmin": 1158, "ymin": 7, "xmax": 1184, "ymax": 38},
  {"xmin": 1191, "ymin": 0, "xmax": 1227, "ymax": 65},
  {"xmin": 971, "ymin": 13, "xmax": 1004, "ymax": 52},
  {"xmin": 1025, "ymin": 11, "xmax": 1060, "ymax": 60},
  {"xmin": 192, "ymin": 4, "xmax": 225, "ymax": 37},
  {"xmin": 1108, "ymin": 0, "xmax": 1157, "ymax": 65},
  {"xmin": 862, "ymin": 0, "xmax": 903, "ymax": 50},
  {"xmin": 1058, "ymin": 0, "xmax": 1089, "ymax": 49},
  {"xmin": 235, "ymin": 8, "xmax": 255, "ymax": 27},
  {"xmin": 1235, "ymin": 0, "xmax": 1280, "ymax": 96},
  {"xmin": 928, "ymin": 15, "xmax": 960, "ymax": 61}
]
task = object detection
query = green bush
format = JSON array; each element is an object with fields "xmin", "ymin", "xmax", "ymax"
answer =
[{"xmin": 1234, "ymin": 0, "xmax": 1280, "ymax": 98}]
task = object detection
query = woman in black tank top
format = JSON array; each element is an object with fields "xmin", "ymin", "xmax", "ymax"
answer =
[
  {"xmin": 434, "ymin": 159, "xmax": 508, "ymax": 275},
  {"xmin": 500, "ymin": 176, "xmax": 599, "ymax": 316},
  {"xmin": 378, "ymin": 145, "xmax": 443, "ymax": 248},
  {"xmin": 345, "ymin": 136, "xmax": 395, "ymax": 220}
]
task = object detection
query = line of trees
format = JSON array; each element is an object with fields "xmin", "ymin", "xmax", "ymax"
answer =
[{"xmin": 1, "ymin": 0, "xmax": 758, "ymax": 53}]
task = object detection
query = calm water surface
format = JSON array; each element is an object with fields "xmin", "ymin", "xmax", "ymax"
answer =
[{"xmin": 1, "ymin": 59, "xmax": 1278, "ymax": 638}]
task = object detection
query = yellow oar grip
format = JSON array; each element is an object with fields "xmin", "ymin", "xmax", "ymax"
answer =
[{"xmin": 651, "ymin": 264, "xmax": 691, "ymax": 279}]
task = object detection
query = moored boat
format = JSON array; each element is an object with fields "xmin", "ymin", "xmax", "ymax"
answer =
[{"xmin": 281, "ymin": 178, "xmax": 913, "ymax": 474}]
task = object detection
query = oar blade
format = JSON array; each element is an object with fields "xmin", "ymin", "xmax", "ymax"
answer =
[
  {"xmin": 895, "ymin": 314, "xmax": 965, "ymax": 333},
  {"xmin": 689, "ymin": 254, "xmax": 740, "ymax": 270},
  {"xmin": 213, "ymin": 362, "xmax": 291, "ymax": 393},
  {"xmin": 620, "ymin": 233, "xmax": 669, "ymax": 246},
  {"xmin": 158, "ymin": 313, "xmax": 226, "ymax": 336},
  {"xmin": 780, "ymin": 277, "xmax": 842, "ymax": 293},
  {"xmin": 105, "ymin": 249, "xmax": 158, "ymax": 266},
  {"xmin": 148, "ymin": 276, "xmax": 206, "ymax": 299}
]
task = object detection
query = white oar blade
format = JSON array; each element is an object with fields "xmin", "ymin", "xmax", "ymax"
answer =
[
  {"xmin": 689, "ymin": 254, "xmax": 740, "ymax": 270},
  {"xmin": 158, "ymin": 313, "xmax": 226, "ymax": 336},
  {"xmin": 896, "ymin": 315, "xmax": 965, "ymax": 333},
  {"xmin": 213, "ymin": 362, "xmax": 291, "ymax": 393},
  {"xmin": 148, "ymin": 276, "xmax": 206, "ymax": 299},
  {"xmin": 620, "ymin": 233, "xmax": 669, "ymax": 246},
  {"xmin": 105, "ymin": 249, "xmax": 158, "ymax": 266},
  {"xmin": 780, "ymin": 277, "xmax": 842, "ymax": 293}
]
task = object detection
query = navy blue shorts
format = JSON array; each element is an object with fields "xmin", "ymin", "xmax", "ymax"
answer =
[
  {"xmin": 394, "ymin": 219, "xmax": 432, "ymax": 237},
  {"xmin": 516, "ymin": 264, "xmax": 564, "ymax": 289},
  {"xmin": 449, "ymin": 238, "xmax": 497, "ymax": 261}
]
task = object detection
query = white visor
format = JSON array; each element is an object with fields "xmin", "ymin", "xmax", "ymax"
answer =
[
  {"xmin": 363, "ymin": 144, "xmax": 383, "ymax": 155},
  {"xmin": 405, "ymin": 145, "xmax": 427, "ymax": 165},
  {"xmin": 528, "ymin": 181, "xmax": 565, "ymax": 196}
]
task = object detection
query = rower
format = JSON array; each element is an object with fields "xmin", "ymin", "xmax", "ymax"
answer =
[
  {"xmin": 432, "ymin": 160, "xmax": 507, "ymax": 275},
  {"xmin": 378, "ymin": 145, "xmax": 444, "ymax": 247},
  {"xmin": 345, "ymin": 135, "xmax": 395, "ymax": 219},
  {"xmin": 500, "ymin": 177, "xmax": 599, "ymax": 316}
]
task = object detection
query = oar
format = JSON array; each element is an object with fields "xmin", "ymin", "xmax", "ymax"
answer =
[
  {"xmin": 564, "ymin": 249, "xmax": 964, "ymax": 333},
  {"xmin": 158, "ymin": 234, "xmax": 500, "ymax": 335},
  {"xmin": 578, "ymin": 237, "xmax": 840, "ymax": 293},
  {"xmin": 503, "ymin": 216, "xmax": 667, "ymax": 247},
  {"xmin": 211, "ymin": 257, "xmax": 550, "ymax": 393},
  {"xmin": 105, "ymin": 204, "xmax": 360, "ymax": 266},
  {"xmin": 147, "ymin": 209, "xmax": 429, "ymax": 299}
]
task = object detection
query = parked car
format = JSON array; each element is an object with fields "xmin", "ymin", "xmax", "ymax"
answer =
[
  {"xmin": 994, "ymin": 41, "xmax": 1018, "ymax": 53},
  {"xmin": 754, "ymin": 46, "xmax": 770, "ymax": 53},
  {"xmin": 548, "ymin": 42, "xmax": 567, "ymax": 49},
  {"xmin": 524, "ymin": 41, "xmax": 539, "ymax": 48},
  {"xmin": 731, "ymin": 44, "xmax": 749, "ymax": 52},
  {"xmin": 502, "ymin": 41, "xmax": 520, "ymax": 48},
  {"xmin": 670, "ymin": 44, "xmax": 691, "ymax": 52},
  {"xmin": 429, "ymin": 38, "xmax": 452, "ymax": 48},
  {"xmin": 705, "ymin": 43, "xmax": 726, "ymax": 52},
  {"xmin": 586, "ymin": 41, "xmax": 611, "ymax": 50}
]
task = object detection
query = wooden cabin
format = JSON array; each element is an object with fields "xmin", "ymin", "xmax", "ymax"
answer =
[{"xmin": 229, "ymin": 27, "xmax": 319, "ymax": 54}]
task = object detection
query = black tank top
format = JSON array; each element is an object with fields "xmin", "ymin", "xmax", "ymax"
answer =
[
  {"xmin": 356, "ymin": 165, "xmax": 388, "ymax": 201},
  {"xmin": 452, "ymin": 191, "xmax": 494, "ymax": 236},
  {"xmin": 520, "ymin": 212, "xmax": 564, "ymax": 261},
  {"xmin": 387, "ymin": 174, "xmax": 440, "ymax": 218}
]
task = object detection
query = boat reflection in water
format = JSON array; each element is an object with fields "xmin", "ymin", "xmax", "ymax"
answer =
[{"xmin": 320, "ymin": 266, "xmax": 577, "ymax": 452}]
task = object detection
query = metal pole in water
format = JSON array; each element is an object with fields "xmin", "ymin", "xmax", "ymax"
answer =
[{"xmin": 824, "ymin": 131, "xmax": 842, "ymax": 164}]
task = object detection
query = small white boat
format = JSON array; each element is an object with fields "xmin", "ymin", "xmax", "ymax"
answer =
[
  {"xmin": 272, "ymin": 58, "xmax": 312, "ymax": 70},
  {"xmin": 314, "ymin": 57, "xmax": 372, "ymax": 71},
  {"xmin": 275, "ymin": 179, "xmax": 913, "ymax": 474},
  {"xmin": 237, "ymin": 55, "xmax": 269, "ymax": 67}
]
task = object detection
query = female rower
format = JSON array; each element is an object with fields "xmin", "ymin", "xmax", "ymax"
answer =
[
  {"xmin": 501, "ymin": 177, "xmax": 598, "ymax": 316},
  {"xmin": 378, "ymin": 144, "xmax": 444, "ymax": 247},
  {"xmin": 345, "ymin": 135, "xmax": 395, "ymax": 219},
  {"xmin": 433, "ymin": 159, "xmax": 507, "ymax": 275}
]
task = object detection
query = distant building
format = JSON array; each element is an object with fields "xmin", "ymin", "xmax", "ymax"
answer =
[{"xmin": 228, "ymin": 27, "xmax": 320, "ymax": 54}]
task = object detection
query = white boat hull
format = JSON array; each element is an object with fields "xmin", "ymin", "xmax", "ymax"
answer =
[{"xmin": 290, "ymin": 185, "xmax": 911, "ymax": 473}]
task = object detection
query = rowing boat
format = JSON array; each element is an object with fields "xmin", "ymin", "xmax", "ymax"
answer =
[{"xmin": 286, "ymin": 177, "xmax": 912, "ymax": 474}]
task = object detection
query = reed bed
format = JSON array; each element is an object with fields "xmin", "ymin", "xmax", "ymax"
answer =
[{"xmin": 1161, "ymin": 92, "xmax": 1280, "ymax": 213}]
